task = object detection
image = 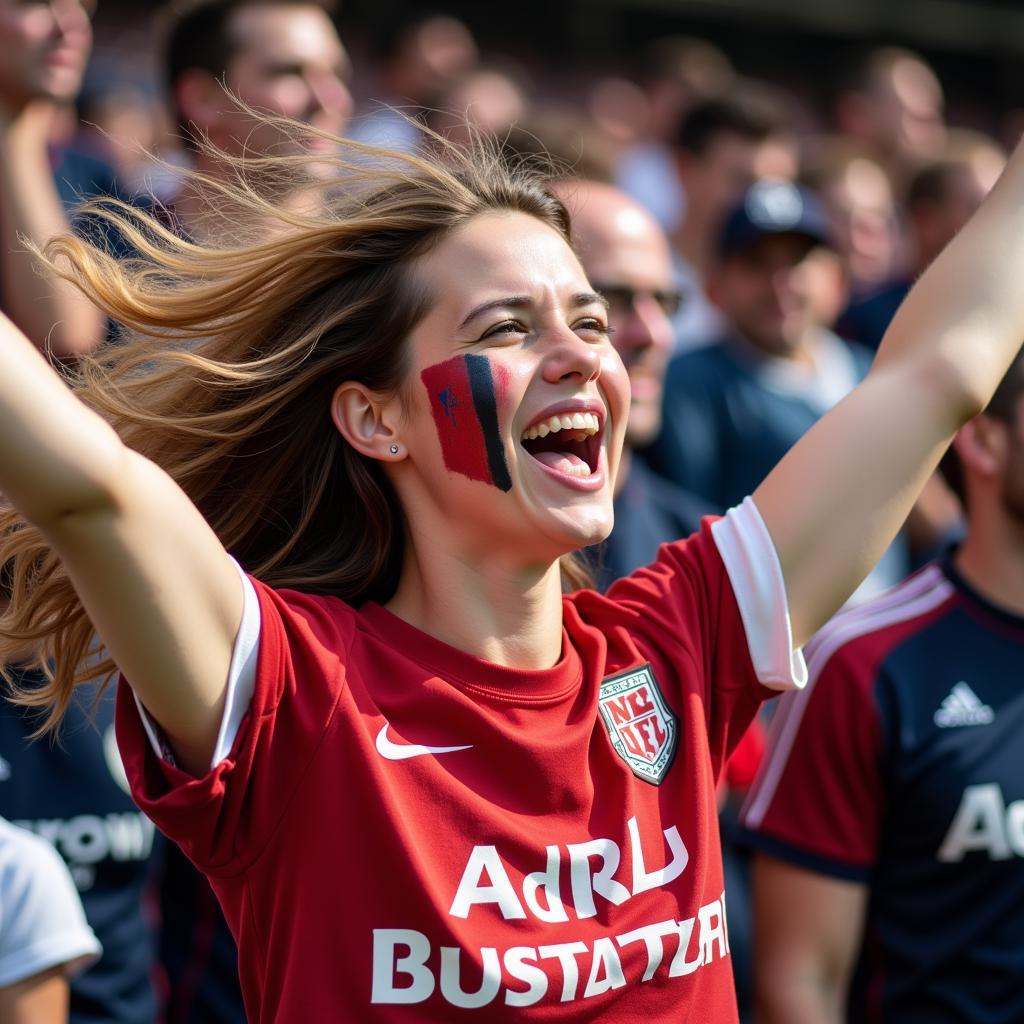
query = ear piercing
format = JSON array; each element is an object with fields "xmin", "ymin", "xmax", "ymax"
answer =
[{"xmin": 390, "ymin": 444, "xmax": 400, "ymax": 455}]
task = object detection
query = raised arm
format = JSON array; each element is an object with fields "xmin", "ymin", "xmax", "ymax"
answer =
[
  {"xmin": 0, "ymin": 311, "xmax": 241, "ymax": 774},
  {"xmin": 0, "ymin": 102, "xmax": 105, "ymax": 358},
  {"xmin": 756, "ymin": 136, "xmax": 1024, "ymax": 646}
]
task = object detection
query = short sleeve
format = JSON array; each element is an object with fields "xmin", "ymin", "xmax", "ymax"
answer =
[
  {"xmin": 590, "ymin": 502, "xmax": 803, "ymax": 779},
  {"xmin": 0, "ymin": 821, "xmax": 101, "ymax": 988},
  {"xmin": 739, "ymin": 633, "xmax": 886, "ymax": 880},
  {"xmin": 601, "ymin": 499, "xmax": 805, "ymax": 693},
  {"xmin": 116, "ymin": 578, "xmax": 358, "ymax": 875}
]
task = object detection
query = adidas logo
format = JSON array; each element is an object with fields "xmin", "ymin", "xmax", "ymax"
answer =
[{"xmin": 934, "ymin": 682, "xmax": 994, "ymax": 728}]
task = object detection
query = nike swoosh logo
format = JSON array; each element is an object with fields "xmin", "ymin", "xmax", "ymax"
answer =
[{"xmin": 374, "ymin": 724, "xmax": 473, "ymax": 761}]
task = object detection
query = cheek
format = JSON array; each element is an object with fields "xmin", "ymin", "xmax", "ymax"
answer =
[{"xmin": 420, "ymin": 354, "xmax": 513, "ymax": 493}]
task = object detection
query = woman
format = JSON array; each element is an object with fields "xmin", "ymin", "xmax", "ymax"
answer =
[{"xmin": 1, "ymin": 128, "xmax": 1021, "ymax": 1021}]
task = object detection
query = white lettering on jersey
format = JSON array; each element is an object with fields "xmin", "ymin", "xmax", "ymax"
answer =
[
  {"xmin": 371, "ymin": 893, "xmax": 731, "ymax": 1008},
  {"xmin": 522, "ymin": 846, "xmax": 568, "ymax": 923},
  {"xmin": 14, "ymin": 812, "xmax": 156, "ymax": 891},
  {"xmin": 449, "ymin": 816, "xmax": 688, "ymax": 922},
  {"xmin": 503, "ymin": 946, "xmax": 547, "ymax": 1007},
  {"xmin": 449, "ymin": 846, "xmax": 527, "ymax": 920},
  {"xmin": 371, "ymin": 930, "xmax": 435, "ymax": 1004},
  {"xmin": 933, "ymin": 682, "xmax": 995, "ymax": 728},
  {"xmin": 938, "ymin": 783, "xmax": 1024, "ymax": 862}
]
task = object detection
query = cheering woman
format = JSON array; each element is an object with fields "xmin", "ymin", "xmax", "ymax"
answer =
[{"xmin": 2, "ymin": 128, "xmax": 1023, "ymax": 1021}]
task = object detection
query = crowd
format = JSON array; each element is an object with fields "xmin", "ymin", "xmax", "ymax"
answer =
[{"xmin": 0, "ymin": 0, "xmax": 1022, "ymax": 1022}]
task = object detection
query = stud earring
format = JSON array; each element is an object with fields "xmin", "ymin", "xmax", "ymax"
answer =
[{"xmin": 389, "ymin": 444, "xmax": 400, "ymax": 455}]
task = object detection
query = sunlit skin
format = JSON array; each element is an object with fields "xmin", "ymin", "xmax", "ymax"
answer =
[
  {"xmin": 0, "ymin": 0, "xmax": 92, "ymax": 110},
  {"xmin": 709, "ymin": 233, "xmax": 824, "ymax": 360},
  {"xmin": 334, "ymin": 212, "xmax": 630, "ymax": 663},
  {"xmin": 184, "ymin": 4, "xmax": 353, "ymax": 159},
  {"xmin": 395, "ymin": 212, "xmax": 629, "ymax": 557},
  {"xmin": 560, "ymin": 182, "xmax": 677, "ymax": 449}
]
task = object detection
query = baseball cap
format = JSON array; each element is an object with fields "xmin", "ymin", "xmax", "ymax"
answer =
[{"xmin": 718, "ymin": 180, "xmax": 833, "ymax": 258}]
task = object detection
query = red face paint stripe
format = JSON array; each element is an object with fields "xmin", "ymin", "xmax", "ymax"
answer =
[{"xmin": 421, "ymin": 356, "xmax": 494, "ymax": 487}]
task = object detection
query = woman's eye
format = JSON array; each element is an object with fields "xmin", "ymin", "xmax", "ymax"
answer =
[
  {"xmin": 576, "ymin": 318, "xmax": 612, "ymax": 336},
  {"xmin": 481, "ymin": 320, "xmax": 526, "ymax": 340}
]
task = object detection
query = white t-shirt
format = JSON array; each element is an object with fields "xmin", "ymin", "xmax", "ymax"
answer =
[{"xmin": 0, "ymin": 818, "xmax": 100, "ymax": 988}]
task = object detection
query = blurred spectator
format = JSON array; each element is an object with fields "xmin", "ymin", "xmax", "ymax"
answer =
[
  {"xmin": 0, "ymin": 818, "xmax": 101, "ymax": 1023},
  {"xmin": 427, "ymin": 61, "xmax": 529, "ymax": 148},
  {"xmin": 0, "ymin": 675, "xmax": 161, "ymax": 1024},
  {"xmin": 349, "ymin": 13, "xmax": 477, "ymax": 153},
  {"xmin": 670, "ymin": 88, "xmax": 798, "ymax": 349},
  {"xmin": 0, "ymin": 0, "xmax": 106, "ymax": 356},
  {"xmin": 555, "ymin": 178, "xmax": 707, "ymax": 588},
  {"xmin": 617, "ymin": 36, "xmax": 735, "ymax": 232},
  {"xmin": 644, "ymin": 179, "xmax": 907, "ymax": 598},
  {"xmin": 77, "ymin": 78, "xmax": 185, "ymax": 202},
  {"xmin": 743, "ymin": 349, "xmax": 1024, "ymax": 1023},
  {"xmin": 502, "ymin": 105, "xmax": 618, "ymax": 183},
  {"xmin": 840, "ymin": 132, "xmax": 1006, "ymax": 351},
  {"xmin": 801, "ymin": 137, "xmax": 898, "ymax": 297},
  {"xmin": 832, "ymin": 46, "xmax": 946, "ymax": 189},
  {"xmin": 163, "ymin": 0, "xmax": 353, "ymax": 238}
]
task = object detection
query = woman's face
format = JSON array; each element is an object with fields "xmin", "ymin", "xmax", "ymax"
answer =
[{"xmin": 395, "ymin": 210, "xmax": 630, "ymax": 566}]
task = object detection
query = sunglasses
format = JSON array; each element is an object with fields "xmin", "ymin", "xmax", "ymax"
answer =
[{"xmin": 591, "ymin": 282, "xmax": 684, "ymax": 318}]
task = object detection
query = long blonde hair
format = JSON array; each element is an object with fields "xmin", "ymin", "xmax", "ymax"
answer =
[{"xmin": 0, "ymin": 121, "xmax": 592, "ymax": 730}]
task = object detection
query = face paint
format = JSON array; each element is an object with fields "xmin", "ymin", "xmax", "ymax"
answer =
[{"xmin": 421, "ymin": 353, "xmax": 513, "ymax": 492}]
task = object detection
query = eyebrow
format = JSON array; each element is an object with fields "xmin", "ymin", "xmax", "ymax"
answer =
[{"xmin": 457, "ymin": 292, "xmax": 609, "ymax": 331}]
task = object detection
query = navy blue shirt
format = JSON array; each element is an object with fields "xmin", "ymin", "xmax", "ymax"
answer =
[
  {"xmin": 643, "ymin": 332, "xmax": 874, "ymax": 513},
  {"xmin": 741, "ymin": 559, "xmax": 1024, "ymax": 1022},
  {"xmin": 837, "ymin": 279, "xmax": 911, "ymax": 352},
  {"xmin": 643, "ymin": 331, "xmax": 908, "ymax": 596},
  {"xmin": 0, "ymin": 675, "xmax": 160, "ymax": 1023}
]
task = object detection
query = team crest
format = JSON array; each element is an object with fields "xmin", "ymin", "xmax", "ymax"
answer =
[{"xmin": 598, "ymin": 664, "xmax": 678, "ymax": 785}]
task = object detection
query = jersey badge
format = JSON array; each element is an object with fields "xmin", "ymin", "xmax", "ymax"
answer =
[
  {"xmin": 934, "ymin": 681, "xmax": 994, "ymax": 728},
  {"xmin": 598, "ymin": 664, "xmax": 678, "ymax": 785}
]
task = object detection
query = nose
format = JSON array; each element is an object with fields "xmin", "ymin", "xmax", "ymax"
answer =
[
  {"xmin": 541, "ymin": 325, "xmax": 603, "ymax": 386},
  {"xmin": 52, "ymin": 0, "xmax": 92, "ymax": 40},
  {"xmin": 307, "ymin": 69, "xmax": 354, "ymax": 123}
]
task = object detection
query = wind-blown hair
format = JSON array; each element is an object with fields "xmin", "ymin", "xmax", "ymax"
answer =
[{"xmin": 0, "ymin": 118, "xmax": 591, "ymax": 730}]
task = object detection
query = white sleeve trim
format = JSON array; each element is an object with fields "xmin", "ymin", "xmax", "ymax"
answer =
[
  {"xmin": 0, "ymin": 823, "xmax": 101, "ymax": 987},
  {"xmin": 710, "ymin": 497, "xmax": 808, "ymax": 691},
  {"xmin": 134, "ymin": 557, "xmax": 262, "ymax": 771}
]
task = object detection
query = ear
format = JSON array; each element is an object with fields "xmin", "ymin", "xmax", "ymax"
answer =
[
  {"xmin": 953, "ymin": 414, "xmax": 1007, "ymax": 481},
  {"xmin": 173, "ymin": 68, "xmax": 229, "ymax": 134},
  {"xmin": 330, "ymin": 381, "xmax": 404, "ymax": 463}
]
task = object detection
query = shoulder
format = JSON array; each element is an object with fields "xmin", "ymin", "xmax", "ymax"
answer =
[
  {"xmin": 805, "ymin": 564, "xmax": 956, "ymax": 685},
  {"xmin": 52, "ymin": 145, "xmax": 119, "ymax": 202},
  {"xmin": 0, "ymin": 819, "xmax": 100, "ymax": 986}
]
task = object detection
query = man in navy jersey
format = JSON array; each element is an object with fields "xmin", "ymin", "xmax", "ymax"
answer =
[
  {"xmin": 0, "ymin": 0, "xmax": 108, "ymax": 356},
  {"xmin": 741, "ymin": 350, "xmax": 1024, "ymax": 1022}
]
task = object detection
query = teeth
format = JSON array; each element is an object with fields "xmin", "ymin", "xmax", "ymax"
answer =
[{"xmin": 521, "ymin": 411, "xmax": 601, "ymax": 441}]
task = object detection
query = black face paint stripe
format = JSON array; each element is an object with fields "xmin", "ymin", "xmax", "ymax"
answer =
[{"xmin": 465, "ymin": 353, "xmax": 513, "ymax": 493}]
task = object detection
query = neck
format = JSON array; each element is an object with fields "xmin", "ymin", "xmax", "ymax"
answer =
[
  {"xmin": 386, "ymin": 534, "xmax": 566, "ymax": 670},
  {"xmin": 953, "ymin": 507, "xmax": 1024, "ymax": 616}
]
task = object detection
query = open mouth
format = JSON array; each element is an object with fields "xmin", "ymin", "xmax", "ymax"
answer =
[{"xmin": 520, "ymin": 411, "xmax": 603, "ymax": 478}]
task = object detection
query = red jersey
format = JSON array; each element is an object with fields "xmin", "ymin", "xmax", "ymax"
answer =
[{"xmin": 117, "ymin": 507, "xmax": 801, "ymax": 1021}]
